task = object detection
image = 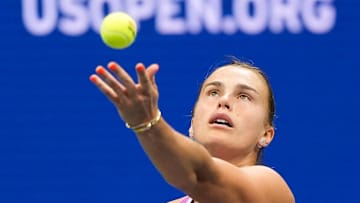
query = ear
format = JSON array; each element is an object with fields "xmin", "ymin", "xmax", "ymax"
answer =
[
  {"xmin": 188, "ymin": 125, "xmax": 194, "ymax": 138},
  {"xmin": 258, "ymin": 126, "xmax": 275, "ymax": 148}
]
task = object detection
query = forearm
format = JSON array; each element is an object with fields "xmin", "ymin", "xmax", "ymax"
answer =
[
  {"xmin": 135, "ymin": 117, "xmax": 212, "ymax": 191},
  {"xmin": 89, "ymin": 62, "xmax": 212, "ymax": 191}
]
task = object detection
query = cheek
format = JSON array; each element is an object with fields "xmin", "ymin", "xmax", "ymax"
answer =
[
  {"xmin": 192, "ymin": 105, "xmax": 211, "ymax": 134},
  {"xmin": 235, "ymin": 105, "xmax": 267, "ymax": 128},
  {"xmin": 193, "ymin": 98, "xmax": 213, "ymax": 115},
  {"xmin": 193, "ymin": 108, "xmax": 207, "ymax": 126}
]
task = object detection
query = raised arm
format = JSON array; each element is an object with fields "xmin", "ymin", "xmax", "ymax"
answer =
[
  {"xmin": 89, "ymin": 62, "xmax": 211, "ymax": 188},
  {"xmin": 89, "ymin": 62, "xmax": 295, "ymax": 203}
]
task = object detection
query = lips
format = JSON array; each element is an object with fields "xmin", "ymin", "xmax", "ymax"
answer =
[{"xmin": 209, "ymin": 113, "xmax": 233, "ymax": 128}]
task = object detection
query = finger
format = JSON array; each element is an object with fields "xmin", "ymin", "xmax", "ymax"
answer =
[
  {"xmin": 136, "ymin": 63, "xmax": 160, "ymax": 93},
  {"xmin": 107, "ymin": 62, "xmax": 137, "ymax": 94},
  {"xmin": 146, "ymin": 63, "xmax": 160, "ymax": 85},
  {"xmin": 135, "ymin": 63, "xmax": 151, "ymax": 92},
  {"xmin": 89, "ymin": 74, "xmax": 119, "ymax": 102},
  {"xmin": 95, "ymin": 66, "xmax": 126, "ymax": 95}
]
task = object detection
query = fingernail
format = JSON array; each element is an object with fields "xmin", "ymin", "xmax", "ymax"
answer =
[
  {"xmin": 96, "ymin": 67, "xmax": 105, "ymax": 75},
  {"xmin": 108, "ymin": 62, "xmax": 117, "ymax": 71},
  {"xmin": 89, "ymin": 75, "xmax": 97, "ymax": 82},
  {"xmin": 136, "ymin": 65, "xmax": 145, "ymax": 72}
]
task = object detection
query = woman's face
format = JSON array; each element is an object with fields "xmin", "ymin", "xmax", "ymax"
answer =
[{"xmin": 191, "ymin": 65, "xmax": 274, "ymax": 165}]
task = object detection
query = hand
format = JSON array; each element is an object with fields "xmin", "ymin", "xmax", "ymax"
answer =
[{"xmin": 89, "ymin": 61, "xmax": 160, "ymax": 127}]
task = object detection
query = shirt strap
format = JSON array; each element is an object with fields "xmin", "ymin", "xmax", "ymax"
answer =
[{"xmin": 179, "ymin": 196, "xmax": 193, "ymax": 203}]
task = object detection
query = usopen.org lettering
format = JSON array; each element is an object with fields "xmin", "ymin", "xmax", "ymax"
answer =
[{"xmin": 22, "ymin": 0, "xmax": 337, "ymax": 36}]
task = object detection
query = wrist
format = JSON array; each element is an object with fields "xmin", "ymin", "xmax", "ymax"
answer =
[{"xmin": 125, "ymin": 110, "xmax": 162, "ymax": 133}]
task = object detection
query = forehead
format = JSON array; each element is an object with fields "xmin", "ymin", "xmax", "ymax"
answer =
[{"xmin": 204, "ymin": 65, "xmax": 268, "ymax": 92}]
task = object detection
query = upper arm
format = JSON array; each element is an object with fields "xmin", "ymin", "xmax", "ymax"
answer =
[{"xmin": 187, "ymin": 158, "xmax": 295, "ymax": 203}]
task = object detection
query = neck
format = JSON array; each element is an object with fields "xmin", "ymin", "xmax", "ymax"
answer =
[{"xmin": 210, "ymin": 149, "xmax": 258, "ymax": 167}]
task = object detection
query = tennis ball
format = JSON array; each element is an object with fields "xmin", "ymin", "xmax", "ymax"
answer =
[{"xmin": 100, "ymin": 12, "xmax": 137, "ymax": 49}]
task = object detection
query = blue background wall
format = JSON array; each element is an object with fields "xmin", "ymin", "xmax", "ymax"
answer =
[{"xmin": 1, "ymin": 0, "xmax": 359, "ymax": 202}]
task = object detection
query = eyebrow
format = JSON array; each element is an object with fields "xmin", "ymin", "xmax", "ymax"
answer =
[{"xmin": 203, "ymin": 81, "xmax": 260, "ymax": 95}]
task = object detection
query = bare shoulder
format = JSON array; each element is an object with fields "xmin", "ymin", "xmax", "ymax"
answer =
[
  {"xmin": 203, "ymin": 158, "xmax": 295, "ymax": 203},
  {"xmin": 239, "ymin": 165, "xmax": 295, "ymax": 202},
  {"xmin": 241, "ymin": 164, "xmax": 289, "ymax": 181},
  {"xmin": 169, "ymin": 160, "xmax": 295, "ymax": 203}
]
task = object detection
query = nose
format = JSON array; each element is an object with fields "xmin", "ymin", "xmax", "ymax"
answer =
[{"xmin": 217, "ymin": 94, "xmax": 231, "ymax": 110}]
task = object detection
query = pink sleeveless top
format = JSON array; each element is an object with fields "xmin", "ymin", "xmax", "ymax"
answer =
[{"xmin": 180, "ymin": 196, "xmax": 193, "ymax": 203}]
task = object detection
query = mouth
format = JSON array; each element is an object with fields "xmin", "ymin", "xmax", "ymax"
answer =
[{"xmin": 209, "ymin": 114, "xmax": 233, "ymax": 128}]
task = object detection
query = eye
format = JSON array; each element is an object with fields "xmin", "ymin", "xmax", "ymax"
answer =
[
  {"xmin": 238, "ymin": 94, "xmax": 251, "ymax": 101},
  {"xmin": 207, "ymin": 89, "xmax": 219, "ymax": 97}
]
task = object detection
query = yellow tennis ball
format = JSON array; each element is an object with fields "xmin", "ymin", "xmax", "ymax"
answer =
[{"xmin": 100, "ymin": 12, "xmax": 137, "ymax": 49}]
